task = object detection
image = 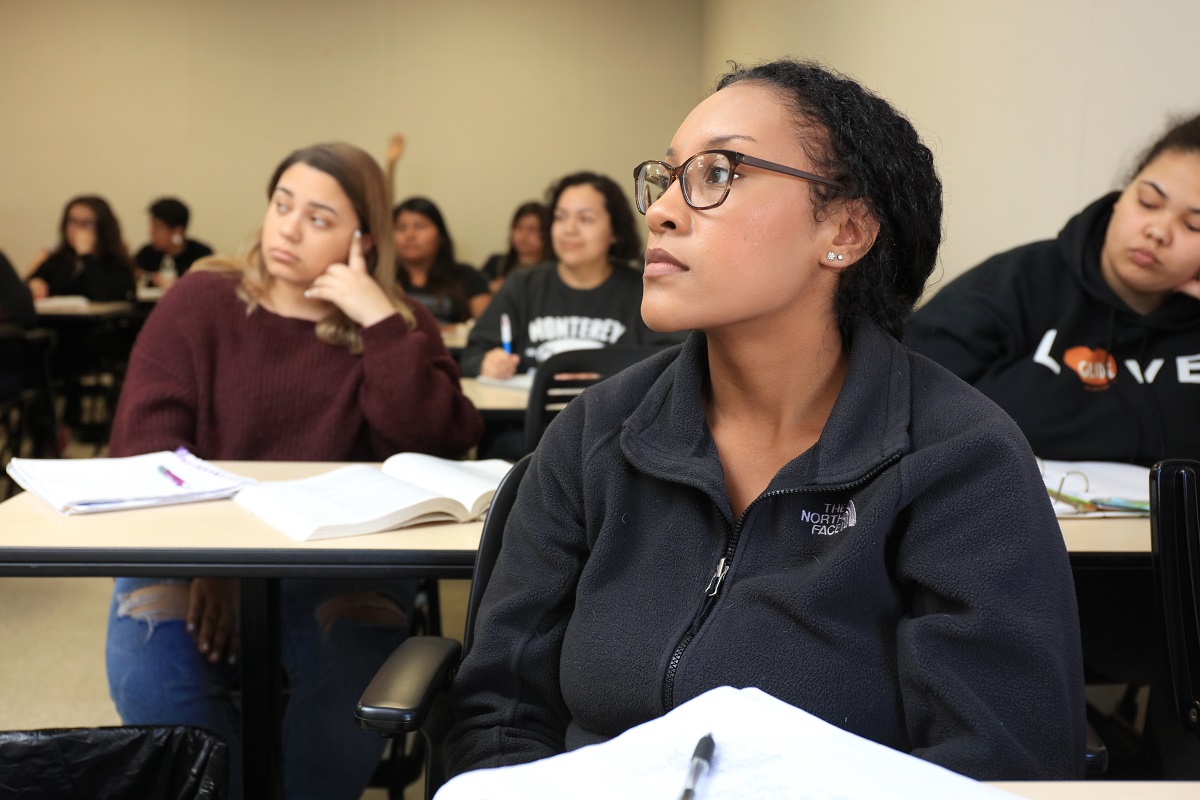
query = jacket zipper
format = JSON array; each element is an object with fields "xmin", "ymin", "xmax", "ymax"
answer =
[{"xmin": 660, "ymin": 453, "xmax": 901, "ymax": 711}]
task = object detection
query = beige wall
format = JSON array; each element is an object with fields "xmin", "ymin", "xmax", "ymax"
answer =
[
  {"xmin": 4, "ymin": 0, "xmax": 1199, "ymax": 294},
  {"xmin": 702, "ymin": 0, "xmax": 1200, "ymax": 296},
  {"xmin": 0, "ymin": 0, "xmax": 704, "ymax": 272}
]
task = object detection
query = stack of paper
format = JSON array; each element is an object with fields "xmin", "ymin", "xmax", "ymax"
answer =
[
  {"xmin": 1038, "ymin": 459, "xmax": 1150, "ymax": 517},
  {"xmin": 435, "ymin": 686, "xmax": 1020, "ymax": 800},
  {"xmin": 6, "ymin": 449, "xmax": 255, "ymax": 515}
]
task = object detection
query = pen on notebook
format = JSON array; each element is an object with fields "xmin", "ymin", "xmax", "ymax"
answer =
[
  {"xmin": 158, "ymin": 465, "xmax": 188, "ymax": 488},
  {"xmin": 678, "ymin": 733, "xmax": 714, "ymax": 800},
  {"xmin": 500, "ymin": 312, "xmax": 513, "ymax": 354}
]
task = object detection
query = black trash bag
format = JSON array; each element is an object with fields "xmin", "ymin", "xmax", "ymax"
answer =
[{"xmin": 0, "ymin": 725, "xmax": 227, "ymax": 800}]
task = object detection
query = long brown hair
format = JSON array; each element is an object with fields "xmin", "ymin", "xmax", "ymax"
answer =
[{"xmin": 199, "ymin": 142, "xmax": 414, "ymax": 352}]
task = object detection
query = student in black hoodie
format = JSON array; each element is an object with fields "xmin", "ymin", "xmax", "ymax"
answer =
[
  {"xmin": 444, "ymin": 60, "xmax": 1086, "ymax": 783},
  {"xmin": 906, "ymin": 114, "xmax": 1200, "ymax": 467}
]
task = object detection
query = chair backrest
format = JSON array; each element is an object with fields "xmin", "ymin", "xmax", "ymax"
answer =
[
  {"xmin": 522, "ymin": 345, "xmax": 662, "ymax": 455},
  {"xmin": 1149, "ymin": 459, "xmax": 1200, "ymax": 734},
  {"xmin": 462, "ymin": 453, "xmax": 532, "ymax": 655}
]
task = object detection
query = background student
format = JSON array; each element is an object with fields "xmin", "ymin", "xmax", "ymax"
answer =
[
  {"xmin": 105, "ymin": 142, "xmax": 483, "ymax": 800},
  {"xmin": 0, "ymin": 249, "xmax": 36, "ymax": 406},
  {"xmin": 392, "ymin": 196, "xmax": 490, "ymax": 326},
  {"xmin": 905, "ymin": 112, "xmax": 1200, "ymax": 776},
  {"xmin": 134, "ymin": 197, "xmax": 214, "ymax": 286},
  {"xmin": 479, "ymin": 201, "xmax": 549, "ymax": 292},
  {"xmin": 27, "ymin": 195, "xmax": 135, "ymax": 301},
  {"xmin": 444, "ymin": 59, "xmax": 1086, "ymax": 783},
  {"xmin": 460, "ymin": 171, "xmax": 677, "ymax": 379}
]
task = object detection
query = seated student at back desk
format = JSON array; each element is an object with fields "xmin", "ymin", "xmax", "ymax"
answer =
[
  {"xmin": 444, "ymin": 60, "xmax": 1085, "ymax": 783},
  {"xmin": 392, "ymin": 196, "xmax": 490, "ymax": 326},
  {"xmin": 134, "ymin": 197, "xmax": 214, "ymax": 286},
  {"xmin": 460, "ymin": 171, "xmax": 682, "ymax": 379},
  {"xmin": 905, "ymin": 113, "xmax": 1200, "ymax": 775},
  {"xmin": 479, "ymin": 201, "xmax": 549, "ymax": 293},
  {"xmin": 0, "ymin": 249, "xmax": 37, "ymax": 407},
  {"xmin": 27, "ymin": 195, "xmax": 136, "ymax": 302},
  {"xmin": 105, "ymin": 142, "xmax": 483, "ymax": 800}
]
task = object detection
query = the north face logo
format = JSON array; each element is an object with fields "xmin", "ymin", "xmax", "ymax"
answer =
[{"xmin": 801, "ymin": 501, "xmax": 857, "ymax": 536}]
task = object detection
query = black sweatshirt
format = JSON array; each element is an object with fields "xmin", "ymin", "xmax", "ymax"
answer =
[
  {"xmin": 446, "ymin": 325, "xmax": 1086, "ymax": 781},
  {"xmin": 906, "ymin": 193, "xmax": 1200, "ymax": 466}
]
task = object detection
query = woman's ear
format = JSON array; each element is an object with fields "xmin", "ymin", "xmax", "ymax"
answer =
[{"xmin": 822, "ymin": 200, "xmax": 880, "ymax": 271}]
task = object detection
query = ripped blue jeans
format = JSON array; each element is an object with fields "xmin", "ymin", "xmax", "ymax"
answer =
[{"xmin": 106, "ymin": 576, "xmax": 415, "ymax": 800}]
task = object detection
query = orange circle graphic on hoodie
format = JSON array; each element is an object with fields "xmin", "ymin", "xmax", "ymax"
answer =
[{"xmin": 1064, "ymin": 346, "xmax": 1117, "ymax": 390}]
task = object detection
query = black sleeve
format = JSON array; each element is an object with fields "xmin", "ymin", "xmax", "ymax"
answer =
[
  {"xmin": 480, "ymin": 254, "xmax": 503, "ymax": 280},
  {"xmin": 903, "ymin": 259, "xmax": 1025, "ymax": 384},
  {"xmin": 81, "ymin": 255, "xmax": 136, "ymax": 302},
  {"xmin": 458, "ymin": 263, "xmax": 490, "ymax": 299},
  {"xmin": 0, "ymin": 251, "xmax": 36, "ymax": 328},
  {"xmin": 460, "ymin": 280, "xmax": 516, "ymax": 376},
  {"xmin": 134, "ymin": 245, "xmax": 159, "ymax": 273}
]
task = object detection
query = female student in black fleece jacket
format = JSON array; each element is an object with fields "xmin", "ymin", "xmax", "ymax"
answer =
[
  {"xmin": 905, "ymin": 113, "xmax": 1200, "ymax": 467},
  {"xmin": 443, "ymin": 59, "xmax": 1087, "ymax": 782}
]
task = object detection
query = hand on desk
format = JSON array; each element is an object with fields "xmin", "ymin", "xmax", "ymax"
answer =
[
  {"xmin": 188, "ymin": 577, "xmax": 240, "ymax": 664},
  {"xmin": 28, "ymin": 277, "xmax": 49, "ymax": 299},
  {"xmin": 481, "ymin": 348, "xmax": 521, "ymax": 379}
]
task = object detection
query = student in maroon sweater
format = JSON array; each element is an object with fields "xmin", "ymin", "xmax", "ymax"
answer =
[{"xmin": 105, "ymin": 142, "xmax": 483, "ymax": 800}]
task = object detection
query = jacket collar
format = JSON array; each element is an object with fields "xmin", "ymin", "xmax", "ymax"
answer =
[{"xmin": 619, "ymin": 322, "xmax": 911, "ymax": 509}]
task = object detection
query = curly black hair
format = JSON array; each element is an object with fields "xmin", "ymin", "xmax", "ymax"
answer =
[
  {"xmin": 1131, "ymin": 112, "xmax": 1200, "ymax": 178},
  {"xmin": 545, "ymin": 172, "xmax": 642, "ymax": 267},
  {"xmin": 716, "ymin": 60, "xmax": 943, "ymax": 342}
]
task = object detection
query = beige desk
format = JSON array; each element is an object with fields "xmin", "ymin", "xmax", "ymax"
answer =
[
  {"xmin": 993, "ymin": 781, "xmax": 1198, "ymax": 798},
  {"xmin": 34, "ymin": 298, "xmax": 134, "ymax": 319},
  {"xmin": 461, "ymin": 376, "xmax": 530, "ymax": 419},
  {"xmin": 441, "ymin": 322, "xmax": 470, "ymax": 350},
  {"xmin": 0, "ymin": 461, "xmax": 482, "ymax": 800}
]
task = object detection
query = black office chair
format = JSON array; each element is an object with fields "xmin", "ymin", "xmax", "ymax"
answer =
[
  {"xmin": 357, "ymin": 453, "xmax": 532, "ymax": 799},
  {"xmin": 1, "ymin": 326, "xmax": 60, "ymax": 496},
  {"xmin": 1147, "ymin": 459, "xmax": 1200, "ymax": 775},
  {"xmin": 523, "ymin": 346, "xmax": 663, "ymax": 454}
]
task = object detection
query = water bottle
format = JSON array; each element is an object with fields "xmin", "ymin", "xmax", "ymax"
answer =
[{"xmin": 160, "ymin": 254, "xmax": 178, "ymax": 287}]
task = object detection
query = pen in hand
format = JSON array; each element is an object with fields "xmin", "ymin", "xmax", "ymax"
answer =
[
  {"xmin": 158, "ymin": 465, "xmax": 188, "ymax": 488},
  {"xmin": 679, "ymin": 733, "xmax": 714, "ymax": 800},
  {"xmin": 500, "ymin": 312, "xmax": 513, "ymax": 354}
]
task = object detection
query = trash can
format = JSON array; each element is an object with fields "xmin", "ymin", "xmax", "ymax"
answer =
[{"xmin": 0, "ymin": 725, "xmax": 227, "ymax": 799}]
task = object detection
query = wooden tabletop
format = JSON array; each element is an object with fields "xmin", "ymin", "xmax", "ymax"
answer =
[
  {"xmin": 1057, "ymin": 515, "xmax": 1149, "ymax": 554},
  {"xmin": 34, "ymin": 298, "xmax": 134, "ymax": 318},
  {"xmin": 461, "ymin": 377, "xmax": 530, "ymax": 414}
]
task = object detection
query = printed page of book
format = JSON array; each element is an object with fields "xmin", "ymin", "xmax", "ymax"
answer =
[
  {"xmin": 381, "ymin": 454, "xmax": 512, "ymax": 518},
  {"xmin": 435, "ymin": 686, "xmax": 1018, "ymax": 800},
  {"xmin": 233, "ymin": 464, "xmax": 459, "ymax": 541}
]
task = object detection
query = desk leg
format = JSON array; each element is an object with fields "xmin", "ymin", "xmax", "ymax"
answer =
[{"xmin": 240, "ymin": 577, "xmax": 283, "ymax": 800}]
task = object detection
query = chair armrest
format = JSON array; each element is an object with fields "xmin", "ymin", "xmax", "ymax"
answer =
[{"xmin": 356, "ymin": 636, "xmax": 462, "ymax": 734}]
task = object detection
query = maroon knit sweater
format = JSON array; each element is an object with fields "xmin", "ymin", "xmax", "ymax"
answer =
[{"xmin": 109, "ymin": 270, "xmax": 483, "ymax": 461}]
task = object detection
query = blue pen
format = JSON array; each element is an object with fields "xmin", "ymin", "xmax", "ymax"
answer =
[{"xmin": 500, "ymin": 313, "xmax": 513, "ymax": 354}]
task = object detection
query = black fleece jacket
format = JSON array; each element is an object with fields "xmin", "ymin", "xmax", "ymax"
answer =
[
  {"xmin": 445, "ymin": 324, "xmax": 1086, "ymax": 781},
  {"xmin": 905, "ymin": 193, "xmax": 1200, "ymax": 466}
]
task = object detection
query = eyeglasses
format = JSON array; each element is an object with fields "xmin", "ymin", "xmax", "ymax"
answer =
[{"xmin": 633, "ymin": 149, "xmax": 844, "ymax": 215}]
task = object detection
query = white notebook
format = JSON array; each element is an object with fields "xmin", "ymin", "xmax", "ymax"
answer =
[
  {"xmin": 6, "ymin": 449, "xmax": 255, "ymax": 515},
  {"xmin": 1038, "ymin": 459, "xmax": 1150, "ymax": 517},
  {"xmin": 233, "ymin": 453, "xmax": 512, "ymax": 541},
  {"xmin": 435, "ymin": 686, "xmax": 1019, "ymax": 800}
]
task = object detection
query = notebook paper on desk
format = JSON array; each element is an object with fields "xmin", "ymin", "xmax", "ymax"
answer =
[
  {"xmin": 6, "ymin": 449, "xmax": 254, "ymax": 515},
  {"xmin": 436, "ymin": 686, "xmax": 1018, "ymax": 800}
]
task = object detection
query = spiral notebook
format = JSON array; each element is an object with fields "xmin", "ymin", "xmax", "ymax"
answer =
[{"xmin": 6, "ymin": 448, "xmax": 255, "ymax": 515}]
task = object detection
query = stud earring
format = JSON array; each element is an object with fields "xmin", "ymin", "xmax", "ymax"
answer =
[{"xmin": 826, "ymin": 251, "xmax": 844, "ymax": 262}]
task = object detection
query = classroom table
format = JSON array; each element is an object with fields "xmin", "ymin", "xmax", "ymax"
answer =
[
  {"xmin": 460, "ymin": 376, "xmax": 529, "ymax": 420},
  {"xmin": 34, "ymin": 298, "xmax": 134, "ymax": 320},
  {"xmin": 1058, "ymin": 515, "xmax": 1149, "ymax": 567},
  {"xmin": 992, "ymin": 781, "xmax": 1198, "ymax": 798},
  {"xmin": 0, "ymin": 461, "xmax": 482, "ymax": 800}
]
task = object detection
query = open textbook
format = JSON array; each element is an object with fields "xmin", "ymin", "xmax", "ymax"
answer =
[
  {"xmin": 435, "ymin": 686, "xmax": 1020, "ymax": 800},
  {"xmin": 5, "ymin": 449, "xmax": 255, "ymax": 515},
  {"xmin": 1038, "ymin": 459, "xmax": 1150, "ymax": 517},
  {"xmin": 233, "ymin": 453, "xmax": 512, "ymax": 541}
]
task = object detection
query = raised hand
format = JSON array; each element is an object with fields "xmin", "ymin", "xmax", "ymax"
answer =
[
  {"xmin": 304, "ymin": 231, "xmax": 396, "ymax": 328},
  {"xmin": 386, "ymin": 133, "xmax": 406, "ymax": 166}
]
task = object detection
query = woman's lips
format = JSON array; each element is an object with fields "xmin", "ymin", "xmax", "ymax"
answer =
[
  {"xmin": 645, "ymin": 248, "xmax": 688, "ymax": 276},
  {"xmin": 268, "ymin": 247, "xmax": 299, "ymax": 265},
  {"xmin": 1129, "ymin": 248, "xmax": 1159, "ymax": 268}
]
